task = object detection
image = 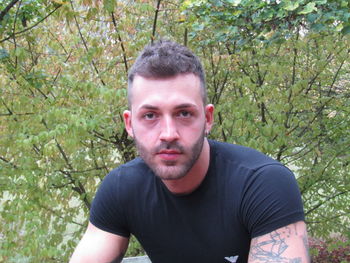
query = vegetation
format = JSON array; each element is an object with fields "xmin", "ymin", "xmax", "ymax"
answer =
[
  {"xmin": 310, "ymin": 236, "xmax": 350, "ymax": 262},
  {"xmin": 0, "ymin": 0, "xmax": 349, "ymax": 261}
]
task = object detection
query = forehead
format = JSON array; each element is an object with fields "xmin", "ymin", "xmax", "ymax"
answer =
[{"xmin": 130, "ymin": 74, "xmax": 203, "ymax": 110}]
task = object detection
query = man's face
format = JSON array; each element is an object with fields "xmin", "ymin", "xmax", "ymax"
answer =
[{"xmin": 123, "ymin": 73, "xmax": 214, "ymax": 181}]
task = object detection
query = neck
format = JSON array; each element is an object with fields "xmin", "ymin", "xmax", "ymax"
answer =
[{"xmin": 161, "ymin": 138, "xmax": 210, "ymax": 195}]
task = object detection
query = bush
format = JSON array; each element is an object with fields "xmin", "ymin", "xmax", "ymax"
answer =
[{"xmin": 310, "ymin": 237, "xmax": 350, "ymax": 263}]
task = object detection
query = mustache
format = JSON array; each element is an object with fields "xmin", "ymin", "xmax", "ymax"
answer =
[{"xmin": 154, "ymin": 141, "xmax": 185, "ymax": 153}]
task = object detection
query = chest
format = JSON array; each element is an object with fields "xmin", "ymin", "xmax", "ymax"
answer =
[{"xmin": 125, "ymin": 179, "xmax": 251, "ymax": 263}]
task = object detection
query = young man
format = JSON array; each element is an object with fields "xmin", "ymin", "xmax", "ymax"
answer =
[{"xmin": 70, "ymin": 40, "xmax": 310, "ymax": 263}]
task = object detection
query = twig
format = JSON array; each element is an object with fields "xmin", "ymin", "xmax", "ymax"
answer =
[
  {"xmin": 12, "ymin": 0, "xmax": 22, "ymax": 69},
  {"xmin": 111, "ymin": 12, "xmax": 128, "ymax": 73},
  {"xmin": 151, "ymin": 0, "xmax": 161, "ymax": 43},
  {"xmin": 38, "ymin": 204, "xmax": 85, "ymax": 227},
  {"xmin": 0, "ymin": 156, "xmax": 18, "ymax": 169},
  {"xmin": 305, "ymin": 190, "xmax": 350, "ymax": 216},
  {"xmin": 0, "ymin": 4, "xmax": 62, "ymax": 44},
  {"xmin": 70, "ymin": 0, "xmax": 106, "ymax": 86},
  {"xmin": 0, "ymin": 0, "xmax": 20, "ymax": 23}
]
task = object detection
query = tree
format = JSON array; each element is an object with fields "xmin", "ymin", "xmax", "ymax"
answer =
[{"xmin": 182, "ymin": 0, "xmax": 350, "ymax": 46}]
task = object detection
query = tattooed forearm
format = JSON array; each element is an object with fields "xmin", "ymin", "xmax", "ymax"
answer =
[
  {"xmin": 248, "ymin": 221, "xmax": 310, "ymax": 263},
  {"xmin": 249, "ymin": 230, "xmax": 301, "ymax": 262}
]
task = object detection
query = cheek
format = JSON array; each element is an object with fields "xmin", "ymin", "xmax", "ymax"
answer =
[
  {"xmin": 132, "ymin": 123, "xmax": 159, "ymax": 141},
  {"xmin": 179, "ymin": 122, "xmax": 205, "ymax": 138}
]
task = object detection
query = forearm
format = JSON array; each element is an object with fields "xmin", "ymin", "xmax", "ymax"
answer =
[
  {"xmin": 248, "ymin": 221, "xmax": 310, "ymax": 263},
  {"xmin": 70, "ymin": 223, "xmax": 129, "ymax": 263}
]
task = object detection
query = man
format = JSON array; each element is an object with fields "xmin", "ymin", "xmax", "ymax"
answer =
[{"xmin": 70, "ymin": 40, "xmax": 309, "ymax": 263}]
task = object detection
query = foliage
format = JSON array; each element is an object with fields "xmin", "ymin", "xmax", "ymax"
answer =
[
  {"xmin": 310, "ymin": 236, "xmax": 350, "ymax": 262},
  {"xmin": 0, "ymin": 0, "xmax": 349, "ymax": 262},
  {"xmin": 182, "ymin": 0, "xmax": 350, "ymax": 48}
]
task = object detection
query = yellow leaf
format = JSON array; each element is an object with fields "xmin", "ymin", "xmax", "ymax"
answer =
[{"xmin": 52, "ymin": 0, "xmax": 68, "ymax": 5}]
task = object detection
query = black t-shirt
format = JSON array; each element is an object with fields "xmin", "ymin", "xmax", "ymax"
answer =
[{"xmin": 90, "ymin": 140, "xmax": 305, "ymax": 263}]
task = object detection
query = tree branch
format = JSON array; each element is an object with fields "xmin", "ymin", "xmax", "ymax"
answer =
[
  {"xmin": 0, "ymin": 4, "xmax": 62, "ymax": 44},
  {"xmin": 0, "ymin": 0, "xmax": 20, "ymax": 23},
  {"xmin": 291, "ymin": 30, "xmax": 299, "ymax": 86},
  {"xmin": 327, "ymin": 57, "xmax": 346, "ymax": 96},
  {"xmin": 218, "ymin": 111, "xmax": 227, "ymax": 142},
  {"xmin": 70, "ymin": 0, "xmax": 106, "ymax": 86},
  {"xmin": 306, "ymin": 212, "xmax": 350, "ymax": 224},
  {"xmin": 38, "ymin": 203, "xmax": 85, "ymax": 227},
  {"xmin": 12, "ymin": 0, "xmax": 22, "ymax": 69},
  {"xmin": 305, "ymin": 190, "xmax": 350, "ymax": 216},
  {"xmin": 58, "ymin": 169, "xmax": 91, "ymax": 210},
  {"xmin": 55, "ymin": 139, "xmax": 73, "ymax": 170},
  {"xmin": 111, "ymin": 12, "xmax": 128, "ymax": 73},
  {"xmin": 0, "ymin": 156, "xmax": 18, "ymax": 169},
  {"xmin": 0, "ymin": 112, "xmax": 34, "ymax": 117},
  {"xmin": 151, "ymin": 0, "xmax": 161, "ymax": 43},
  {"xmin": 297, "ymin": 96, "xmax": 334, "ymax": 137}
]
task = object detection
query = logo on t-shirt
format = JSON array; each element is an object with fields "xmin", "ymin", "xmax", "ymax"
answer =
[{"xmin": 224, "ymin": 255, "xmax": 239, "ymax": 262}]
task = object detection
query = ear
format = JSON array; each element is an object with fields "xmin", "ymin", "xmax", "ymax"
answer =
[
  {"xmin": 123, "ymin": 110, "xmax": 134, "ymax": 138},
  {"xmin": 205, "ymin": 104, "xmax": 214, "ymax": 133}
]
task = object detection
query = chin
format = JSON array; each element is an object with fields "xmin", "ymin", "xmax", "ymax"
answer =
[
  {"xmin": 157, "ymin": 174, "xmax": 187, "ymax": 181},
  {"xmin": 153, "ymin": 166, "xmax": 189, "ymax": 181}
]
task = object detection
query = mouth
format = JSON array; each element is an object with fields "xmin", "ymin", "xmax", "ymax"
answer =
[{"xmin": 156, "ymin": 150, "xmax": 182, "ymax": 161}]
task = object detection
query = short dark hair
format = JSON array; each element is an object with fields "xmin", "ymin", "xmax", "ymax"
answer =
[{"xmin": 127, "ymin": 40, "xmax": 206, "ymax": 108}]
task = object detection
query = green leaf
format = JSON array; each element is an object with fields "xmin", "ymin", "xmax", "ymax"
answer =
[
  {"xmin": 341, "ymin": 25, "xmax": 350, "ymax": 35},
  {"xmin": 307, "ymin": 13, "xmax": 319, "ymax": 23},
  {"xmin": 298, "ymin": 2, "xmax": 317, "ymax": 15},
  {"xmin": 103, "ymin": 0, "xmax": 115, "ymax": 12},
  {"xmin": 314, "ymin": 0, "xmax": 327, "ymax": 4},
  {"xmin": 283, "ymin": 2, "xmax": 300, "ymax": 11},
  {"xmin": 226, "ymin": 0, "xmax": 241, "ymax": 6}
]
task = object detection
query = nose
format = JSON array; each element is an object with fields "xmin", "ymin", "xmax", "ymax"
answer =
[{"xmin": 159, "ymin": 116, "xmax": 179, "ymax": 142}]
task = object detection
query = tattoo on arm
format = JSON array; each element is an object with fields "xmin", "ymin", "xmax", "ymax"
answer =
[{"xmin": 249, "ymin": 223, "xmax": 310, "ymax": 263}]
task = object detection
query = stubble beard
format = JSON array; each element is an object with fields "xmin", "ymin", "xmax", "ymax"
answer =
[{"xmin": 134, "ymin": 130, "xmax": 206, "ymax": 180}]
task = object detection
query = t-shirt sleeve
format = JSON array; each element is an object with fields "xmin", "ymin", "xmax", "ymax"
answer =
[
  {"xmin": 89, "ymin": 170, "xmax": 130, "ymax": 237},
  {"xmin": 240, "ymin": 164, "xmax": 305, "ymax": 238}
]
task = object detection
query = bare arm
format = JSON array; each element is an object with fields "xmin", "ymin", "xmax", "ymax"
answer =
[
  {"xmin": 70, "ymin": 222, "xmax": 129, "ymax": 263},
  {"xmin": 248, "ymin": 221, "xmax": 310, "ymax": 263}
]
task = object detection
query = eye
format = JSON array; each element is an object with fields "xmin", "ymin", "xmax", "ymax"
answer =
[
  {"xmin": 178, "ymin": 110, "xmax": 192, "ymax": 118},
  {"xmin": 143, "ymin": 112, "xmax": 156, "ymax": 120}
]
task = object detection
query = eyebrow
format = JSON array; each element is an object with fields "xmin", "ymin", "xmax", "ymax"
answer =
[
  {"xmin": 139, "ymin": 104, "xmax": 158, "ymax": 110},
  {"xmin": 139, "ymin": 103, "xmax": 198, "ymax": 110}
]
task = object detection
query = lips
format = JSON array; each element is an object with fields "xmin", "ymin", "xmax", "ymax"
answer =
[{"xmin": 157, "ymin": 150, "xmax": 182, "ymax": 161}]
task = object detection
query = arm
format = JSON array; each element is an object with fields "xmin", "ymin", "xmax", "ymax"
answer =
[
  {"xmin": 70, "ymin": 222, "xmax": 129, "ymax": 263},
  {"xmin": 248, "ymin": 221, "xmax": 310, "ymax": 263}
]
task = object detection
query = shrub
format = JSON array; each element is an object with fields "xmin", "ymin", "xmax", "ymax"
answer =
[{"xmin": 310, "ymin": 237, "xmax": 350, "ymax": 263}]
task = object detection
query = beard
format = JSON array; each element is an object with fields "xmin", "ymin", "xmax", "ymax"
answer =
[{"xmin": 134, "ymin": 129, "xmax": 206, "ymax": 180}]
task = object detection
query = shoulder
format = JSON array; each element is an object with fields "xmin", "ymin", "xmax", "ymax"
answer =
[
  {"xmin": 90, "ymin": 158, "xmax": 154, "ymax": 235},
  {"xmin": 208, "ymin": 141, "xmax": 304, "ymax": 237},
  {"xmin": 208, "ymin": 140, "xmax": 298, "ymax": 197},
  {"xmin": 208, "ymin": 139, "xmax": 279, "ymax": 171},
  {"xmin": 107, "ymin": 157, "xmax": 151, "ymax": 181},
  {"xmin": 113, "ymin": 157, "xmax": 150, "ymax": 174},
  {"xmin": 97, "ymin": 157, "xmax": 153, "ymax": 197}
]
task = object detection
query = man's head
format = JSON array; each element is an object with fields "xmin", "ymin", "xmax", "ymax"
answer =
[
  {"xmin": 123, "ymin": 40, "xmax": 214, "ymax": 182},
  {"xmin": 127, "ymin": 40, "xmax": 207, "ymax": 108}
]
